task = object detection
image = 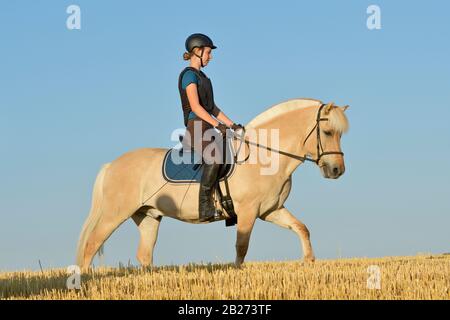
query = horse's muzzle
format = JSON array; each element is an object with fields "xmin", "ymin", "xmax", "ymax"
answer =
[{"xmin": 321, "ymin": 163, "xmax": 345, "ymax": 179}]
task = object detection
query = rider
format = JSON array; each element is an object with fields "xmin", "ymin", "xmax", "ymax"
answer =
[{"xmin": 178, "ymin": 33, "xmax": 243, "ymax": 222}]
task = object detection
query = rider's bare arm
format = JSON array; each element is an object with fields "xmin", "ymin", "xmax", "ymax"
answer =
[
  {"xmin": 215, "ymin": 108, "xmax": 234, "ymax": 127},
  {"xmin": 186, "ymin": 83, "xmax": 220, "ymax": 127}
]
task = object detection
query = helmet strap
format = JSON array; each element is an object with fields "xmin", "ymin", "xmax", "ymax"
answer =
[{"xmin": 193, "ymin": 47, "xmax": 205, "ymax": 68}]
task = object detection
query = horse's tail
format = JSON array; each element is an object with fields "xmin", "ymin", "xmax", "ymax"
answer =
[{"xmin": 76, "ymin": 163, "xmax": 111, "ymax": 268}]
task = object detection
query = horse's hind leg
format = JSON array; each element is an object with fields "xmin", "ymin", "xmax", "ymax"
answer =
[
  {"xmin": 132, "ymin": 210, "xmax": 162, "ymax": 267},
  {"xmin": 83, "ymin": 213, "xmax": 130, "ymax": 269},
  {"xmin": 260, "ymin": 206, "xmax": 315, "ymax": 262}
]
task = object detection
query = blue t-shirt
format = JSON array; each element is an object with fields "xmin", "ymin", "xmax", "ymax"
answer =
[
  {"xmin": 181, "ymin": 70, "xmax": 200, "ymax": 120},
  {"xmin": 181, "ymin": 70, "xmax": 199, "ymax": 90}
]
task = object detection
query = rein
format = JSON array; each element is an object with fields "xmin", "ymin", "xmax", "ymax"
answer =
[
  {"xmin": 142, "ymin": 103, "xmax": 343, "ymax": 205},
  {"xmin": 231, "ymin": 103, "xmax": 344, "ymax": 165}
]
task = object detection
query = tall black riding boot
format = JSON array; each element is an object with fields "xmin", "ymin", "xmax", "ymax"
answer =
[{"xmin": 198, "ymin": 163, "xmax": 221, "ymax": 222}]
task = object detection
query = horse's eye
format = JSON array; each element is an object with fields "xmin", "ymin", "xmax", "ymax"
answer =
[{"xmin": 323, "ymin": 130, "xmax": 332, "ymax": 136}]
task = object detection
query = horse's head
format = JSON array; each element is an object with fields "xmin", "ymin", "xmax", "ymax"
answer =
[{"xmin": 303, "ymin": 102, "xmax": 349, "ymax": 179}]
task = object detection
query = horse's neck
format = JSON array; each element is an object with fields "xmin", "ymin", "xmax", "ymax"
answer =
[{"xmin": 235, "ymin": 105, "xmax": 317, "ymax": 178}]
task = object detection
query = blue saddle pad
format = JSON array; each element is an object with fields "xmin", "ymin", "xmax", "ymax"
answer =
[{"xmin": 162, "ymin": 148, "xmax": 234, "ymax": 183}]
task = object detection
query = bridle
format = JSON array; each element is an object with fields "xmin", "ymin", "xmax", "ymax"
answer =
[
  {"xmin": 231, "ymin": 103, "xmax": 344, "ymax": 165},
  {"xmin": 301, "ymin": 103, "xmax": 344, "ymax": 164}
]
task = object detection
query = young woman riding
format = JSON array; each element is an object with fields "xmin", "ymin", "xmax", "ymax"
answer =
[{"xmin": 178, "ymin": 33, "xmax": 243, "ymax": 222}]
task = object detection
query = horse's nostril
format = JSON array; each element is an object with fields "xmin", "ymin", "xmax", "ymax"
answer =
[{"xmin": 333, "ymin": 167, "xmax": 339, "ymax": 175}]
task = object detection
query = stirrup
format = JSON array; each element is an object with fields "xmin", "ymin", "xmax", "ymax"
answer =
[{"xmin": 199, "ymin": 209, "xmax": 222, "ymax": 222}]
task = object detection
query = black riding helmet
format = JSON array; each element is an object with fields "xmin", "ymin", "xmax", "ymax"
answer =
[
  {"xmin": 185, "ymin": 33, "xmax": 217, "ymax": 52},
  {"xmin": 185, "ymin": 33, "xmax": 217, "ymax": 67}
]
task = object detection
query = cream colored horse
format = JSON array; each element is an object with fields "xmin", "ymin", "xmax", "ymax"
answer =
[{"xmin": 76, "ymin": 98, "xmax": 349, "ymax": 270}]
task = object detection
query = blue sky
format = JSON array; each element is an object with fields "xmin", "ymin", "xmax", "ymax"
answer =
[{"xmin": 0, "ymin": 1, "xmax": 449, "ymax": 271}]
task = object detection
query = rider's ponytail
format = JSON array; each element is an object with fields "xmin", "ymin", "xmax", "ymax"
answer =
[{"xmin": 183, "ymin": 51, "xmax": 192, "ymax": 60}]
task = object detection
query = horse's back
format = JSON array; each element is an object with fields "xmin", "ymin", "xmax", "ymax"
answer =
[
  {"xmin": 112, "ymin": 147, "xmax": 168, "ymax": 163},
  {"xmin": 103, "ymin": 147, "xmax": 168, "ymax": 200}
]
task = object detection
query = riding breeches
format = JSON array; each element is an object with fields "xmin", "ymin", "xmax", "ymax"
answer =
[{"xmin": 182, "ymin": 118, "xmax": 225, "ymax": 164}]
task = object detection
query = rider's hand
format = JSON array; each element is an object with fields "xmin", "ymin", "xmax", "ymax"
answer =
[
  {"xmin": 231, "ymin": 123, "xmax": 244, "ymax": 131},
  {"xmin": 215, "ymin": 123, "xmax": 228, "ymax": 136}
]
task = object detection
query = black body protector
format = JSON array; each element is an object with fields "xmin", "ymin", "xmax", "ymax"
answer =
[{"xmin": 178, "ymin": 67, "xmax": 221, "ymax": 127}]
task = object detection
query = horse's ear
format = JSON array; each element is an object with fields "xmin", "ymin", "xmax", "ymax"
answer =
[
  {"xmin": 324, "ymin": 102, "xmax": 334, "ymax": 114},
  {"xmin": 341, "ymin": 105, "xmax": 349, "ymax": 112}
]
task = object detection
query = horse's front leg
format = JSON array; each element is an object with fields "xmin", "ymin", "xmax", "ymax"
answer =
[
  {"xmin": 260, "ymin": 206, "xmax": 315, "ymax": 262},
  {"xmin": 234, "ymin": 205, "xmax": 258, "ymax": 268}
]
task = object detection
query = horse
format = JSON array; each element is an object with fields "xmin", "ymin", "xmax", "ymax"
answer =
[{"xmin": 76, "ymin": 98, "xmax": 349, "ymax": 270}]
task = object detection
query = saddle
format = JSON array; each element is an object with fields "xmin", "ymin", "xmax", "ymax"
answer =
[
  {"xmin": 162, "ymin": 136, "xmax": 238, "ymax": 226},
  {"xmin": 162, "ymin": 148, "xmax": 234, "ymax": 183}
]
